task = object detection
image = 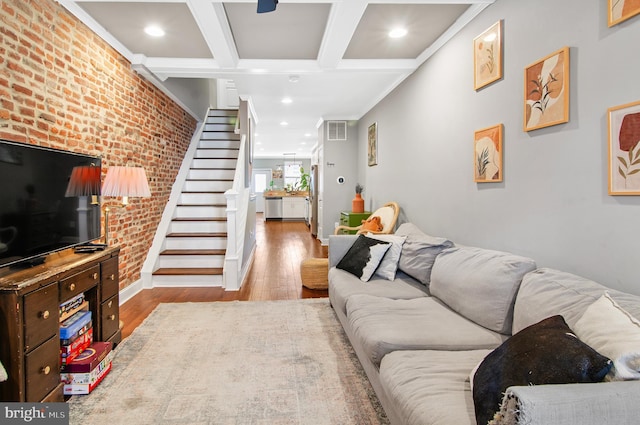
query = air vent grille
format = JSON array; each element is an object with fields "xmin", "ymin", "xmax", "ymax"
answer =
[{"xmin": 327, "ymin": 121, "xmax": 347, "ymax": 141}]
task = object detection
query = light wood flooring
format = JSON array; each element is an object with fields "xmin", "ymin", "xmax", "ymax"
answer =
[{"xmin": 119, "ymin": 214, "xmax": 328, "ymax": 339}]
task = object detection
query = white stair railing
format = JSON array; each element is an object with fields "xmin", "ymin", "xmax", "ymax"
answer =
[{"xmin": 223, "ymin": 134, "xmax": 250, "ymax": 290}]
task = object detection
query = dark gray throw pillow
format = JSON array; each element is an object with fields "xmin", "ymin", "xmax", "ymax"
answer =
[
  {"xmin": 472, "ymin": 315, "xmax": 612, "ymax": 425},
  {"xmin": 336, "ymin": 234, "xmax": 391, "ymax": 282}
]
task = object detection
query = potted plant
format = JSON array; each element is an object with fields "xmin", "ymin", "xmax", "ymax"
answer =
[{"xmin": 352, "ymin": 183, "xmax": 364, "ymax": 213}]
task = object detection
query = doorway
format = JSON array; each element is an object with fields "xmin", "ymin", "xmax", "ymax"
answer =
[{"xmin": 252, "ymin": 168, "xmax": 271, "ymax": 213}]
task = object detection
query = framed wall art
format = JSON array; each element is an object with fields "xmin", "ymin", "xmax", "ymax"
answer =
[
  {"xmin": 524, "ymin": 47, "xmax": 570, "ymax": 132},
  {"xmin": 609, "ymin": 0, "xmax": 640, "ymax": 26},
  {"xmin": 474, "ymin": 124, "xmax": 503, "ymax": 183},
  {"xmin": 474, "ymin": 20, "xmax": 503, "ymax": 90},
  {"xmin": 608, "ymin": 99, "xmax": 640, "ymax": 195},
  {"xmin": 367, "ymin": 122, "xmax": 378, "ymax": 166}
]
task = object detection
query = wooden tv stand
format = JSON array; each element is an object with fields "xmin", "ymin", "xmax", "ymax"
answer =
[{"xmin": 0, "ymin": 246, "xmax": 120, "ymax": 402}]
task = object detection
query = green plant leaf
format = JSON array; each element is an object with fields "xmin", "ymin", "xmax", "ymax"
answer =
[
  {"xmin": 628, "ymin": 168, "xmax": 640, "ymax": 175},
  {"xmin": 619, "ymin": 166, "xmax": 626, "ymax": 178},
  {"xmin": 618, "ymin": 156, "xmax": 628, "ymax": 168},
  {"xmin": 631, "ymin": 157, "xmax": 640, "ymax": 166}
]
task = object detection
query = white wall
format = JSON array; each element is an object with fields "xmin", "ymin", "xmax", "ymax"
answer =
[{"xmin": 358, "ymin": 0, "xmax": 640, "ymax": 294}]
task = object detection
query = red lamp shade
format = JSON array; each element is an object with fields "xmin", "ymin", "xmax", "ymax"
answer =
[{"xmin": 65, "ymin": 165, "xmax": 102, "ymax": 197}]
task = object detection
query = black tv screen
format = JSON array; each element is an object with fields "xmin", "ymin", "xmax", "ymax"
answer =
[{"xmin": 0, "ymin": 140, "xmax": 102, "ymax": 268}]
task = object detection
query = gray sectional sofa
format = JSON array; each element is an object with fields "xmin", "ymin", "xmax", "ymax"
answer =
[{"xmin": 328, "ymin": 223, "xmax": 640, "ymax": 425}]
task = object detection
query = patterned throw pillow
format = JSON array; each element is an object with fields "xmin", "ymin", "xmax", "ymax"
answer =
[
  {"xmin": 336, "ymin": 235, "xmax": 391, "ymax": 282},
  {"xmin": 472, "ymin": 315, "xmax": 612, "ymax": 425}
]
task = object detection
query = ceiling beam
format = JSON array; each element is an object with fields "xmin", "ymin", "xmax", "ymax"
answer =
[{"xmin": 186, "ymin": 1, "xmax": 239, "ymax": 69}]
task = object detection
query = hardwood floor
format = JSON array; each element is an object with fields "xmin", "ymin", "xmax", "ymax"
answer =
[{"xmin": 119, "ymin": 214, "xmax": 328, "ymax": 339}]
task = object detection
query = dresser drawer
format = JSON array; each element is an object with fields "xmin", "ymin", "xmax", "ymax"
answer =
[
  {"xmin": 59, "ymin": 264, "xmax": 100, "ymax": 301},
  {"xmin": 101, "ymin": 294, "xmax": 120, "ymax": 341},
  {"xmin": 23, "ymin": 283, "xmax": 59, "ymax": 352},
  {"xmin": 25, "ymin": 336, "xmax": 60, "ymax": 402},
  {"xmin": 101, "ymin": 257, "xmax": 119, "ymax": 301}
]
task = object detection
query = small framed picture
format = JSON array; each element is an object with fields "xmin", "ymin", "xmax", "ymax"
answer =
[
  {"xmin": 473, "ymin": 20, "xmax": 503, "ymax": 90},
  {"xmin": 608, "ymin": 100, "xmax": 640, "ymax": 195},
  {"xmin": 367, "ymin": 122, "xmax": 378, "ymax": 167},
  {"xmin": 608, "ymin": 0, "xmax": 640, "ymax": 26},
  {"xmin": 524, "ymin": 47, "xmax": 570, "ymax": 132},
  {"xmin": 474, "ymin": 124, "xmax": 503, "ymax": 183}
]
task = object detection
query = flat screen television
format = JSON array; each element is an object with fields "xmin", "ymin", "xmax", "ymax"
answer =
[{"xmin": 0, "ymin": 140, "xmax": 102, "ymax": 268}]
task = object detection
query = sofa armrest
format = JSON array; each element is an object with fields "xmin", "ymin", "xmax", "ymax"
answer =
[
  {"xmin": 493, "ymin": 381, "xmax": 640, "ymax": 425},
  {"xmin": 328, "ymin": 235, "xmax": 358, "ymax": 268}
]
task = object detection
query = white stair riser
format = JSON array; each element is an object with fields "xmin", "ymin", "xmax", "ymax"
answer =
[
  {"xmin": 188, "ymin": 169, "xmax": 235, "ymax": 180},
  {"xmin": 196, "ymin": 149, "xmax": 239, "ymax": 159},
  {"xmin": 180, "ymin": 193, "xmax": 227, "ymax": 205},
  {"xmin": 151, "ymin": 274, "xmax": 224, "ymax": 288},
  {"xmin": 201, "ymin": 132, "xmax": 240, "ymax": 141},
  {"xmin": 169, "ymin": 220, "xmax": 227, "ymax": 233},
  {"xmin": 203, "ymin": 123, "xmax": 235, "ymax": 132},
  {"xmin": 158, "ymin": 255, "xmax": 225, "ymax": 269},
  {"xmin": 199, "ymin": 140, "xmax": 240, "ymax": 150},
  {"xmin": 184, "ymin": 180, "xmax": 232, "ymax": 192},
  {"xmin": 206, "ymin": 116, "xmax": 235, "ymax": 124},
  {"xmin": 175, "ymin": 205, "xmax": 227, "ymax": 218},
  {"xmin": 191, "ymin": 158, "xmax": 237, "ymax": 169},
  {"xmin": 165, "ymin": 237, "xmax": 227, "ymax": 250}
]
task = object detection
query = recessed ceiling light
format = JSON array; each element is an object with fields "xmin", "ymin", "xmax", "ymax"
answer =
[
  {"xmin": 389, "ymin": 28, "xmax": 408, "ymax": 38},
  {"xmin": 280, "ymin": 121, "xmax": 288, "ymax": 126},
  {"xmin": 281, "ymin": 97, "xmax": 292, "ymax": 104},
  {"xmin": 144, "ymin": 25, "xmax": 165, "ymax": 37},
  {"xmin": 304, "ymin": 133, "xmax": 312, "ymax": 137}
]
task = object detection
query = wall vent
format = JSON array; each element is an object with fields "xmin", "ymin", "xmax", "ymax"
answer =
[{"xmin": 327, "ymin": 121, "xmax": 347, "ymax": 141}]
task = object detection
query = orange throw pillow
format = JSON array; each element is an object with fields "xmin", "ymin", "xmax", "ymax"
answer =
[{"xmin": 361, "ymin": 216, "xmax": 383, "ymax": 232}]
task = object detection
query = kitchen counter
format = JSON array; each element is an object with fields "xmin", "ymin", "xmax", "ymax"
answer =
[{"xmin": 264, "ymin": 190, "xmax": 309, "ymax": 198}]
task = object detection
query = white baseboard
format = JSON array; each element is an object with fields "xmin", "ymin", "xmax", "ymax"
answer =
[{"xmin": 118, "ymin": 278, "xmax": 144, "ymax": 306}]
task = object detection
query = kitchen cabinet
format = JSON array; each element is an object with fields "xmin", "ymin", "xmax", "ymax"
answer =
[{"xmin": 283, "ymin": 197, "xmax": 306, "ymax": 220}]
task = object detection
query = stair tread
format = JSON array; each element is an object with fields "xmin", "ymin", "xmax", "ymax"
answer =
[
  {"xmin": 153, "ymin": 267, "xmax": 223, "ymax": 276},
  {"xmin": 177, "ymin": 203, "xmax": 226, "ymax": 207},
  {"xmin": 161, "ymin": 249, "xmax": 226, "ymax": 256},
  {"xmin": 167, "ymin": 232, "xmax": 227, "ymax": 238},
  {"xmin": 172, "ymin": 217, "xmax": 226, "ymax": 222}
]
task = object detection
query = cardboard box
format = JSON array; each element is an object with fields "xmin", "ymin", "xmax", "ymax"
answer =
[
  {"xmin": 62, "ymin": 361, "xmax": 112, "ymax": 395},
  {"xmin": 62, "ymin": 341, "xmax": 112, "ymax": 373}
]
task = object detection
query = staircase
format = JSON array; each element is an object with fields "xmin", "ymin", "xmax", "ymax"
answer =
[{"xmin": 151, "ymin": 110, "xmax": 239, "ymax": 286}]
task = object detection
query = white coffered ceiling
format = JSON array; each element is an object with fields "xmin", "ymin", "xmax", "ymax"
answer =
[{"xmin": 59, "ymin": 0, "xmax": 494, "ymax": 158}]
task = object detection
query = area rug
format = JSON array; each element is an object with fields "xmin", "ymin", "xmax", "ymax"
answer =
[{"xmin": 68, "ymin": 299, "xmax": 389, "ymax": 425}]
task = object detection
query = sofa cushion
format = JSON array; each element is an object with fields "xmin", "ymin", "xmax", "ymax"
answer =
[
  {"xmin": 512, "ymin": 268, "xmax": 640, "ymax": 334},
  {"xmin": 335, "ymin": 234, "xmax": 391, "ymax": 281},
  {"xmin": 472, "ymin": 315, "xmax": 612, "ymax": 425},
  {"xmin": 430, "ymin": 247, "xmax": 536, "ymax": 335},
  {"xmin": 346, "ymin": 294, "xmax": 506, "ymax": 367},
  {"xmin": 365, "ymin": 233, "xmax": 406, "ymax": 281},
  {"xmin": 380, "ymin": 349, "xmax": 491, "ymax": 425},
  {"xmin": 574, "ymin": 293, "xmax": 640, "ymax": 380},
  {"xmin": 394, "ymin": 223, "xmax": 454, "ymax": 285},
  {"xmin": 328, "ymin": 268, "xmax": 429, "ymax": 318}
]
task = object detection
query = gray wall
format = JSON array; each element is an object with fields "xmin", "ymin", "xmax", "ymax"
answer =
[
  {"xmin": 321, "ymin": 121, "xmax": 360, "ymax": 238},
  {"xmin": 161, "ymin": 77, "xmax": 212, "ymax": 121},
  {"xmin": 358, "ymin": 0, "xmax": 640, "ymax": 294}
]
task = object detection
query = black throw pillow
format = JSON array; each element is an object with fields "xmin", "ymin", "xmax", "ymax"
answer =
[
  {"xmin": 336, "ymin": 234, "xmax": 391, "ymax": 282},
  {"xmin": 472, "ymin": 315, "xmax": 612, "ymax": 425}
]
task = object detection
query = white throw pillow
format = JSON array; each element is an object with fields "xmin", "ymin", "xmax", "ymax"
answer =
[
  {"xmin": 366, "ymin": 233, "xmax": 406, "ymax": 281},
  {"xmin": 574, "ymin": 292, "xmax": 640, "ymax": 380}
]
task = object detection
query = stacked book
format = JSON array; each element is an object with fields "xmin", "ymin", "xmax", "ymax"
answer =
[
  {"xmin": 59, "ymin": 293, "xmax": 93, "ymax": 366},
  {"xmin": 60, "ymin": 342, "xmax": 113, "ymax": 395}
]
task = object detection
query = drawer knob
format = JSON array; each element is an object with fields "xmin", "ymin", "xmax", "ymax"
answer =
[
  {"xmin": 93, "ymin": 272, "xmax": 98, "ymax": 280},
  {"xmin": 108, "ymin": 300, "xmax": 113, "ymax": 308},
  {"xmin": 69, "ymin": 283, "xmax": 76, "ymax": 291},
  {"xmin": 109, "ymin": 274, "xmax": 115, "ymax": 281},
  {"xmin": 40, "ymin": 310, "xmax": 50, "ymax": 320},
  {"xmin": 108, "ymin": 314, "xmax": 116, "ymax": 321},
  {"xmin": 41, "ymin": 366, "xmax": 51, "ymax": 375}
]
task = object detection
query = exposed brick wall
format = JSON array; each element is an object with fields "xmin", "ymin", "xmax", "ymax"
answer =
[{"xmin": 0, "ymin": 0, "xmax": 198, "ymax": 289}]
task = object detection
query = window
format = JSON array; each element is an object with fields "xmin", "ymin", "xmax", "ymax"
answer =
[{"xmin": 284, "ymin": 161, "xmax": 301, "ymax": 189}]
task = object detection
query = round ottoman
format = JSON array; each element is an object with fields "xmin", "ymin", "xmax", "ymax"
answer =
[{"xmin": 300, "ymin": 258, "xmax": 329, "ymax": 290}]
